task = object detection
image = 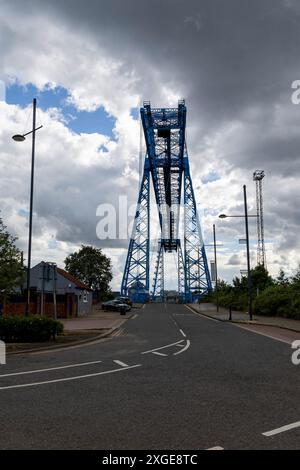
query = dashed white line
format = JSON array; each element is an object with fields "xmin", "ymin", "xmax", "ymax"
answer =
[
  {"xmin": 262, "ymin": 421, "xmax": 300, "ymax": 437},
  {"xmin": 141, "ymin": 339, "xmax": 184, "ymax": 355},
  {"xmin": 179, "ymin": 329, "xmax": 186, "ymax": 338},
  {"xmin": 0, "ymin": 360, "xmax": 103, "ymax": 378},
  {"xmin": 0, "ymin": 364, "xmax": 142, "ymax": 390},
  {"xmin": 113, "ymin": 360, "xmax": 129, "ymax": 367},
  {"xmin": 152, "ymin": 351, "xmax": 167, "ymax": 357},
  {"xmin": 206, "ymin": 446, "xmax": 224, "ymax": 450},
  {"xmin": 173, "ymin": 340, "xmax": 191, "ymax": 356}
]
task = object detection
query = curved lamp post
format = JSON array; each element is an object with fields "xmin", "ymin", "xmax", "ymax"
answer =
[
  {"xmin": 12, "ymin": 98, "xmax": 43, "ymax": 315},
  {"xmin": 219, "ymin": 185, "xmax": 257, "ymax": 321}
]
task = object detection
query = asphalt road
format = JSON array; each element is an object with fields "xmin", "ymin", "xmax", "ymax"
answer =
[{"xmin": 0, "ymin": 303, "xmax": 299, "ymax": 449}]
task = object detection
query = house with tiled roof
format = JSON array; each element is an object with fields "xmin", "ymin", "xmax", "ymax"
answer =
[{"xmin": 18, "ymin": 262, "xmax": 93, "ymax": 318}]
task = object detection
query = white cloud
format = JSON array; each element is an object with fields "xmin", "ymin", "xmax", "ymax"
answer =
[{"xmin": 1, "ymin": 0, "xmax": 300, "ymax": 290}]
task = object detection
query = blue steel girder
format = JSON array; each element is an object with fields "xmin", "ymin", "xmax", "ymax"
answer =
[
  {"xmin": 141, "ymin": 101, "xmax": 186, "ymax": 245},
  {"xmin": 121, "ymin": 165, "xmax": 150, "ymax": 301},
  {"xmin": 122, "ymin": 100, "xmax": 211, "ymax": 303},
  {"xmin": 151, "ymin": 241, "xmax": 165, "ymax": 302},
  {"xmin": 183, "ymin": 152, "xmax": 212, "ymax": 302}
]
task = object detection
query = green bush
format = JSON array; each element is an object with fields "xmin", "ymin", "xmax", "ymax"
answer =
[
  {"xmin": 253, "ymin": 285, "xmax": 299, "ymax": 318},
  {"xmin": 0, "ymin": 316, "xmax": 64, "ymax": 342}
]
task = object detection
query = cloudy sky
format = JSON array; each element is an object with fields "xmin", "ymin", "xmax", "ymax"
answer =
[{"xmin": 1, "ymin": 0, "xmax": 300, "ymax": 289}]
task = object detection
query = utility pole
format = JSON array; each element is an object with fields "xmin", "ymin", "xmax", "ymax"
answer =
[
  {"xmin": 243, "ymin": 185, "xmax": 253, "ymax": 321},
  {"xmin": 213, "ymin": 224, "xmax": 219, "ymax": 312},
  {"xmin": 12, "ymin": 98, "xmax": 43, "ymax": 315},
  {"xmin": 26, "ymin": 98, "xmax": 37, "ymax": 316}
]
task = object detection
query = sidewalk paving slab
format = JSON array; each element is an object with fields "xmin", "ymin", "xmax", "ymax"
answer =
[{"xmin": 190, "ymin": 303, "xmax": 300, "ymax": 333}]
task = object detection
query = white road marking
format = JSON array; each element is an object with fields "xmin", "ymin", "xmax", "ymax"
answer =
[
  {"xmin": 175, "ymin": 343, "xmax": 185, "ymax": 348},
  {"xmin": 141, "ymin": 339, "xmax": 184, "ymax": 355},
  {"xmin": 206, "ymin": 446, "xmax": 224, "ymax": 450},
  {"xmin": 0, "ymin": 360, "xmax": 103, "ymax": 378},
  {"xmin": 0, "ymin": 364, "xmax": 142, "ymax": 391},
  {"xmin": 113, "ymin": 360, "xmax": 129, "ymax": 367},
  {"xmin": 173, "ymin": 340, "xmax": 191, "ymax": 356},
  {"xmin": 112, "ymin": 328, "xmax": 124, "ymax": 338},
  {"xmin": 185, "ymin": 305, "xmax": 219, "ymax": 321},
  {"xmin": 235, "ymin": 324, "xmax": 293, "ymax": 345},
  {"xmin": 131, "ymin": 314, "xmax": 137, "ymax": 320},
  {"xmin": 262, "ymin": 421, "xmax": 300, "ymax": 437},
  {"xmin": 179, "ymin": 329, "xmax": 186, "ymax": 338},
  {"xmin": 152, "ymin": 351, "xmax": 167, "ymax": 357}
]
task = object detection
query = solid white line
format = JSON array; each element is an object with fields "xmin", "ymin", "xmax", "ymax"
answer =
[
  {"xmin": 173, "ymin": 339, "xmax": 191, "ymax": 356},
  {"xmin": 152, "ymin": 351, "xmax": 167, "ymax": 357},
  {"xmin": 235, "ymin": 324, "xmax": 293, "ymax": 345},
  {"xmin": 179, "ymin": 329, "xmax": 186, "ymax": 338},
  {"xmin": 262, "ymin": 421, "xmax": 300, "ymax": 437},
  {"xmin": 141, "ymin": 339, "xmax": 184, "ymax": 355},
  {"xmin": 206, "ymin": 446, "xmax": 224, "ymax": 450},
  {"xmin": 0, "ymin": 364, "xmax": 142, "ymax": 391},
  {"xmin": 0, "ymin": 360, "xmax": 103, "ymax": 378},
  {"xmin": 113, "ymin": 360, "xmax": 129, "ymax": 367}
]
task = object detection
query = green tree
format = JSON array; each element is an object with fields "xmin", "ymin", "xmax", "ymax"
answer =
[
  {"xmin": 251, "ymin": 265, "xmax": 274, "ymax": 294},
  {"xmin": 276, "ymin": 268, "xmax": 289, "ymax": 286},
  {"xmin": 0, "ymin": 217, "xmax": 24, "ymax": 295},
  {"xmin": 64, "ymin": 245, "xmax": 112, "ymax": 297}
]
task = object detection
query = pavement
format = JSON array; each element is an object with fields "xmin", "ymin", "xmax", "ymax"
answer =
[
  {"xmin": 0, "ymin": 303, "xmax": 299, "ymax": 449},
  {"xmin": 193, "ymin": 302, "xmax": 300, "ymax": 332},
  {"xmin": 61, "ymin": 309, "xmax": 132, "ymax": 332},
  {"xmin": 6, "ymin": 306, "xmax": 134, "ymax": 355}
]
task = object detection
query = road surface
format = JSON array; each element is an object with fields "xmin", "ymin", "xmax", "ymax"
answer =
[{"xmin": 0, "ymin": 303, "xmax": 299, "ymax": 449}]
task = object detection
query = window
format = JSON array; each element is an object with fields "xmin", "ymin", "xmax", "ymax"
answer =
[{"xmin": 83, "ymin": 291, "xmax": 88, "ymax": 303}]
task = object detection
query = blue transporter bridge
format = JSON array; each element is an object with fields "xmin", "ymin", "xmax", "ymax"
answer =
[{"xmin": 121, "ymin": 100, "xmax": 212, "ymax": 303}]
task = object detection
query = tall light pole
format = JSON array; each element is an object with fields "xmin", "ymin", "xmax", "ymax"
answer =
[
  {"xmin": 12, "ymin": 98, "xmax": 43, "ymax": 315},
  {"xmin": 213, "ymin": 224, "xmax": 219, "ymax": 312},
  {"xmin": 243, "ymin": 185, "xmax": 253, "ymax": 320},
  {"xmin": 219, "ymin": 185, "xmax": 257, "ymax": 321}
]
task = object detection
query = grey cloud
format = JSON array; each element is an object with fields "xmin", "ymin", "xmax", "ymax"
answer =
[{"xmin": 2, "ymin": 0, "xmax": 300, "ymax": 278}]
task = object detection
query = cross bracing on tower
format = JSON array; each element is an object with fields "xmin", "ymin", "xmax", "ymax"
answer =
[{"xmin": 121, "ymin": 100, "xmax": 212, "ymax": 303}]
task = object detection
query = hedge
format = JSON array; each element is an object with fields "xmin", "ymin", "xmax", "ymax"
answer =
[
  {"xmin": 0, "ymin": 316, "xmax": 64, "ymax": 342},
  {"xmin": 253, "ymin": 285, "xmax": 300, "ymax": 320}
]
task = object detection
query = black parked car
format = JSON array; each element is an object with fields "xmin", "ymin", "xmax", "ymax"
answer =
[
  {"xmin": 116, "ymin": 296, "xmax": 132, "ymax": 307},
  {"xmin": 102, "ymin": 299, "xmax": 131, "ymax": 312}
]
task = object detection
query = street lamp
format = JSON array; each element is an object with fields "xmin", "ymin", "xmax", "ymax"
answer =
[
  {"xmin": 218, "ymin": 185, "xmax": 257, "ymax": 321},
  {"xmin": 213, "ymin": 224, "xmax": 219, "ymax": 312},
  {"xmin": 12, "ymin": 98, "xmax": 43, "ymax": 315}
]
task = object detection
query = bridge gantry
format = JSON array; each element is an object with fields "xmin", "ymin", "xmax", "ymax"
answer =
[{"xmin": 121, "ymin": 100, "xmax": 212, "ymax": 303}]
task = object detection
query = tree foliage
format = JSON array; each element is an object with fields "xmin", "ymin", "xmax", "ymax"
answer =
[
  {"xmin": 64, "ymin": 245, "xmax": 112, "ymax": 295},
  {"xmin": 0, "ymin": 217, "xmax": 24, "ymax": 294},
  {"xmin": 207, "ymin": 264, "xmax": 300, "ymax": 319}
]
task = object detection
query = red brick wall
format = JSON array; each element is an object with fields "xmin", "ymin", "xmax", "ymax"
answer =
[{"xmin": 4, "ymin": 301, "xmax": 68, "ymax": 318}]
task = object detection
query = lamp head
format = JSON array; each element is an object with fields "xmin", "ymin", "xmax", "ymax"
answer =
[
  {"xmin": 12, "ymin": 134, "xmax": 25, "ymax": 142},
  {"xmin": 219, "ymin": 214, "xmax": 227, "ymax": 219}
]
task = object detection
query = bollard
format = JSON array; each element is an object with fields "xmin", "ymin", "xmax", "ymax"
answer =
[{"xmin": 229, "ymin": 305, "xmax": 232, "ymax": 321}]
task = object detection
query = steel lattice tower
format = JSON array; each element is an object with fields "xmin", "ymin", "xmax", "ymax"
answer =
[
  {"xmin": 253, "ymin": 170, "xmax": 266, "ymax": 267},
  {"xmin": 121, "ymin": 101, "xmax": 212, "ymax": 303}
]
